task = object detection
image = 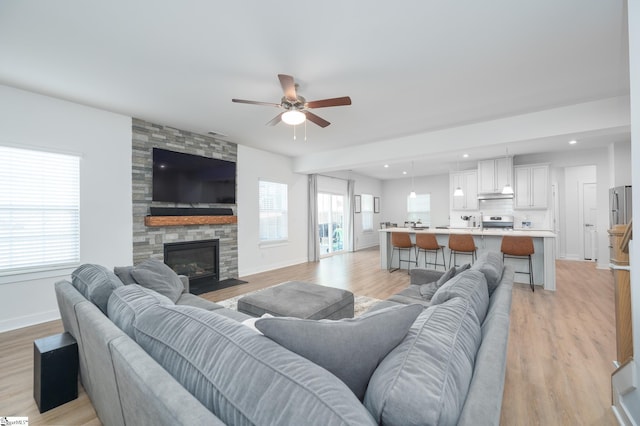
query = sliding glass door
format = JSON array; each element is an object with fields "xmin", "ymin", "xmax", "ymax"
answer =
[{"xmin": 318, "ymin": 193, "xmax": 344, "ymax": 256}]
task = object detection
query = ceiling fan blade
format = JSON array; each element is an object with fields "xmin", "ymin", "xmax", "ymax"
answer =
[
  {"xmin": 266, "ymin": 112, "xmax": 284, "ymax": 126},
  {"xmin": 278, "ymin": 74, "xmax": 297, "ymax": 102},
  {"xmin": 232, "ymin": 98, "xmax": 281, "ymax": 107},
  {"xmin": 305, "ymin": 96, "xmax": 352, "ymax": 109},
  {"xmin": 304, "ymin": 111, "xmax": 331, "ymax": 128}
]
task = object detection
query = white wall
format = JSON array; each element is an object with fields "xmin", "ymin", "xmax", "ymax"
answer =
[
  {"xmin": 610, "ymin": 140, "xmax": 632, "ymax": 187},
  {"xmin": 622, "ymin": 0, "xmax": 640, "ymax": 420},
  {"xmin": 0, "ymin": 85, "xmax": 132, "ymax": 332},
  {"xmin": 237, "ymin": 145, "xmax": 308, "ymax": 276},
  {"xmin": 382, "ymin": 174, "xmax": 450, "ymax": 227}
]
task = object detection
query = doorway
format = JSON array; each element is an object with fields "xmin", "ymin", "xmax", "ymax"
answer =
[
  {"xmin": 581, "ymin": 182, "xmax": 598, "ymax": 260},
  {"xmin": 318, "ymin": 193, "xmax": 345, "ymax": 256}
]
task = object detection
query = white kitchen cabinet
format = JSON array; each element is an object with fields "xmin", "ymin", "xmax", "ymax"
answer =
[
  {"xmin": 477, "ymin": 157, "xmax": 513, "ymax": 193},
  {"xmin": 514, "ymin": 164, "xmax": 549, "ymax": 209},
  {"xmin": 450, "ymin": 170, "xmax": 478, "ymax": 210}
]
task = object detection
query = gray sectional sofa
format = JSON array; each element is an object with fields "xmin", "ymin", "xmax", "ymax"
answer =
[{"xmin": 55, "ymin": 253, "xmax": 513, "ymax": 426}]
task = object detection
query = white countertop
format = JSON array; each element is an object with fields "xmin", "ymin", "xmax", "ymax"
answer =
[{"xmin": 379, "ymin": 227, "xmax": 556, "ymax": 238}]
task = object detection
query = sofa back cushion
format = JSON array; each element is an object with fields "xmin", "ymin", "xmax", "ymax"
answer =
[
  {"xmin": 431, "ymin": 269, "xmax": 490, "ymax": 323},
  {"xmin": 364, "ymin": 297, "xmax": 481, "ymax": 426},
  {"xmin": 107, "ymin": 284, "xmax": 173, "ymax": 338},
  {"xmin": 471, "ymin": 252, "xmax": 504, "ymax": 294},
  {"xmin": 71, "ymin": 264, "xmax": 124, "ymax": 314},
  {"xmin": 134, "ymin": 304, "xmax": 377, "ymax": 426}
]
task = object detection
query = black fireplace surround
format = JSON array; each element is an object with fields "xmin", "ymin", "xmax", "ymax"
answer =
[{"xmin": 164, "ymin": 239, "xmax": 219, "ymax": 293}]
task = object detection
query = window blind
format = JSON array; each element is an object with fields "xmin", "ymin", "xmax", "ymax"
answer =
[
  {"xmin": 407, "ymin": 193, "xmax": 431, "ymax": 225},
  {"xmin": 361, "ymin": 193, "xmax": 374, "ymax": 231},
  {"xmin": 259, "ymin": 180, "xmax": 288, "ymax": 242},
  {"xmin": 0, "ymin": 146, "xmax": 80, "ymax": 274}
]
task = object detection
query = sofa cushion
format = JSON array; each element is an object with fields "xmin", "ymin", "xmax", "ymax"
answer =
[
  {"xmin": 255, "ymin": 304, "xmax": 423, "ymax": 400},
  {"xmin": 71, "ymin": 264, "xmax": 124, "ymax": 314},
  {"xmin": 130, "ymin": 259, "xmax": 184, "ymax": 303},
  {"xmin": 431, "ymin": 269, "xmax": 490, "ymax": 323},
  {"xmin": 364, "ymin": 297, "xmax": 482, "ymax": 426},
  {"xmin": 418, "ymin": 264, "xmax": 469, "ymax": 300},
  {"xmin": 134, "ymin": 304, "xmax": 377, "ymax": 426},
  {"xmin": 107, "ymin": 284, "xmax": 173, "ymax": 338},
  {"xmin": 471, "ymin": 252, "xmax": 504, "ymax": 294}
]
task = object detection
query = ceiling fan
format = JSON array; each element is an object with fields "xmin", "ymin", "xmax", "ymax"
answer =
[{"xmin": 232, "ymin": 74, "xmax": 351, "ymax": 128}]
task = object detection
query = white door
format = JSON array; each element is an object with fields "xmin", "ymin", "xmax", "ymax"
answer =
[{"xmin": 582, "ymin": 182, "xmax": 598, "ymax": 260}]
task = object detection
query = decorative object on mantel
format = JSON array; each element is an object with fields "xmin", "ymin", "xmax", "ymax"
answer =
[{"xmin": 144, "ymin": 215, "xmax": 237, "ymax": 227}]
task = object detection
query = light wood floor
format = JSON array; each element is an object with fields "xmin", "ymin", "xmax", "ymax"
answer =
[{"xmin": 0, "ymin": 247, "xmax": 618, "ymax": 425}]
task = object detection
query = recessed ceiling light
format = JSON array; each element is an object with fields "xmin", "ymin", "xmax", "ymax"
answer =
[
  {"xmin": 569, "ymin": 140, "xmax": 577, "ymax": 145},
  {"xmin": 463, "ymin": 154, "xmax": 469, "ymax": 158},
  {"xmin": 384, "ymin": 164, "xmax": 389, "ymax": 168},
  {"xmin": 402, "ymin": 171, "xmax": 407, "ymax": 175}
]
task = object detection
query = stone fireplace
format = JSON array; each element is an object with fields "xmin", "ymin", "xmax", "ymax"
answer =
[
  {"xmin": 131, "ymin": 118, "xmax": 238, "ymax": 281},
  {"xmin": 164, "ymin": 239, "xmax": 219, "ymax": 293}
]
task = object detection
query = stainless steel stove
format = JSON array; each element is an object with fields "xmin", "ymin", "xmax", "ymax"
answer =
[{"xmin": 481, "ymin": 215, "xmax": 514, "ymax": 229}]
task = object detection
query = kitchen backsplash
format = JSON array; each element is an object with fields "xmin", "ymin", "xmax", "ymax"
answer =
[{"xmin": 450, "ymin": 198, "xmax": 552, "ymax": 229}]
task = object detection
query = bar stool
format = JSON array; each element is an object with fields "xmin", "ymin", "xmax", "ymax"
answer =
[
  {"xmin": 501, "ymin": 236, "xmax": 535, "ymax": 291},
  {"xmin": 415, "ymin": 233, "xmax": 447, "ymax": 271},
  {"xmin": 389, "ymin": 232, "xmax": 417, "ymax": 273},
  {"xmin": 448, "ymin": 234, "xmax": 477, "ymax": 267}
]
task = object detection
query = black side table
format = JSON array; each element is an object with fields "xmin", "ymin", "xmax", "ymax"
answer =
[{"xmin": 33, "ymin": 332, "xmax": 79, "ymax": 413}]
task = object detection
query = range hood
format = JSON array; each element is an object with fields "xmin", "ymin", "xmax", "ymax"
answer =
[{"xmin": 477, "ymin": 192, "xmax": 514, "ymax": 200}]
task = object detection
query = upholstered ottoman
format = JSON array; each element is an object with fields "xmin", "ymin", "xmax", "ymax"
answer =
[{"xmin": 237, "ymin": 281, "xmax": 354, "ymax": 319}]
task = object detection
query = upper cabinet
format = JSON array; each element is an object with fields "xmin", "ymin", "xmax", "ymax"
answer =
[
  {"xmin": 514, "ymin": 164, "xmax": 549, "ymax": 209},
  {"xmin": 450, "ymin": 170, "xmax": 478, "ymax": 210},
  {"xmin": 477, "ymin": 157, "xmax": 513, "ymax": 193}
]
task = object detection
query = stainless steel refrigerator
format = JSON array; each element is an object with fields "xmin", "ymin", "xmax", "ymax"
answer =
[{"xmin": 610, "ymin": 186, "xmax": 632, "ymax": 227}]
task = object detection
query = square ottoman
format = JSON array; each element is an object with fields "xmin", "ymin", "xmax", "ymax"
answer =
[{"xmin": 237, "ymin": 281, "xmax": 354, "ymax": 319}]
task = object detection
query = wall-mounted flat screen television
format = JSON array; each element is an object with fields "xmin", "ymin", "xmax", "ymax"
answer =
[{"xmin": 152, "ymin": 148, "xmax": 236, "ymax": 204}]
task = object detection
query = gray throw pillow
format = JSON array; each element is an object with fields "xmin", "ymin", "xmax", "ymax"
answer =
[
  {"xmin": 418, "ymin": 282, "xmax": 438, "ymax": 299},
  {"xmin": 471, "ymin": 252, "xmax": 504, "ymax": 294},
  {"xmin": 113, "ymin": 265, "xmax": 137, "ymax": 285},
  {"xmin": 130, "ymin": 258, "xmax": 184, "ymax": 302},
  {"xmin": 419, "ymin": 266, "xmax": 459, "ymax": 299},
  {"xmin": 71, "ymin": 264, "xmax": 124, "ymax": 314},
  {"xmin": 255, "ymin": 304, "xmax": 423, "ymax": 400},
  {"xmin": 107, "ymin": 284, "xmax": 173, "ymax": 337},
  {"xmin": 455, "ymin": 263, "xmax": 471, "ymax": 275},
  {"xmin": 436, "ymin": 266, "xmax": 457, "ymax": 286},
  {"xmin": 431, "ymin": 269, "xmax": 490, "ymax": 323}
]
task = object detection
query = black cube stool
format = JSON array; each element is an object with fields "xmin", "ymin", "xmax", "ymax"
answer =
[{"xmin": 34, "ymin": 332, "xmax": 79, "ymax": 413}]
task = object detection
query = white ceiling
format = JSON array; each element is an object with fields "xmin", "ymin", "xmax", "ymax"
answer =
[{"xmin": 0, "ymin": 1, "xmax": 630, "ymax": 180}]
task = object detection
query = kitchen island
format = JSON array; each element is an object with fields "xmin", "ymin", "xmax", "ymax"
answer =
[{"xmin": 379, "ymin": 227, "xmax": 557, "ymax": 290}]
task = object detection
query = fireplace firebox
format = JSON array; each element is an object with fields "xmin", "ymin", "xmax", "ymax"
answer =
[{"xmin": 164, "ymin": 239, "xmax": 219, "ymax": 294}]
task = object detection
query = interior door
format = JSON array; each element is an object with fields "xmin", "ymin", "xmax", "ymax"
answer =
[{"xmin": 582, "ymin": 182, "xmax": 598, "ymax": 260}]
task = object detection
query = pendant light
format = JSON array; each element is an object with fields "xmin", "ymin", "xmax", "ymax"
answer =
[
  {"xmin": 501, "ymin": 147, "xmax": 514, "ymax": 195},
  {"xmin": 453, "ymin": 160, "xmax": 464, "ymax": 197},
  {"xmin": 409, "ymin": 161, "xmax": 417, "ymax": 198}
]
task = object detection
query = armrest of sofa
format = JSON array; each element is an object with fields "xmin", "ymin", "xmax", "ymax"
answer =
[
  {"xmin": 179, "ymin": 275, "xmax": 190, "ymax": 294},
  {"xmin": 410, "ymin": 268, "xmax": 445, "ymax": 285}
]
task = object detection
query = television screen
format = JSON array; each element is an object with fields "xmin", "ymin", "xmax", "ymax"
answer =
[{"xmin": 152, "ymin": 148, "xmax": 236, "ymax": 204}]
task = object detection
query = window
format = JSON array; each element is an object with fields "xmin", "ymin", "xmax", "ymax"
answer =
[
  {"xmin": 259, "ymin": 180, "xmax": 288, "ymax": 243},
  {"xmin": 407, "ymin": 194, "xmax": 431, "ymax": 225},
  {"xmin": 0, "ymin": 146, "xmax": 80, "ymax": 274},
  {"xmin": 361, "ymin": 193, "xmax": 374, "ymax": 231}
]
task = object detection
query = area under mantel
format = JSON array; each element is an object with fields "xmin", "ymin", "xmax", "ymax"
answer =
[{"xmin": 144, "ymin": 215, "xmax": 238, "ymax": 227}]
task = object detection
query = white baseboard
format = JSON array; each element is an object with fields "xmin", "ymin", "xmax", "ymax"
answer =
[
  {"xmin": 240, "ymin": 257, "xmax": 309, "ymax": 277},
  {"xmin": 0, "ymin": 309, "xmax": 60, "ymax": 333}
]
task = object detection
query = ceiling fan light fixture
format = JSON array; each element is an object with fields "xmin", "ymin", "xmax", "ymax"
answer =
[{"xmin": 282, "ymin": 110, "xmax": 306, "ymax": 126}]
